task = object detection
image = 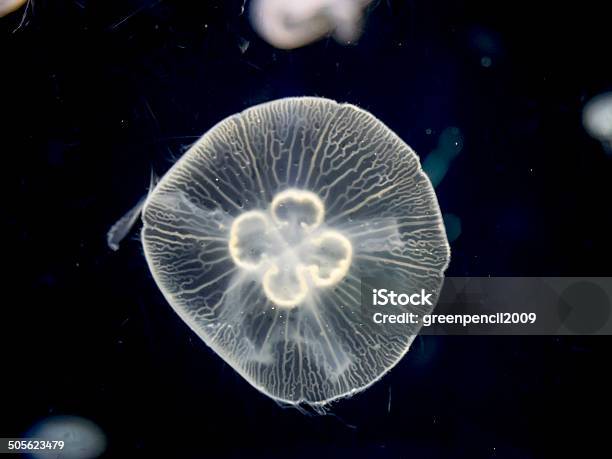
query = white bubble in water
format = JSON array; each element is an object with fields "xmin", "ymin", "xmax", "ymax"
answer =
[{"xmin": 137, "ymin": 97, "xmax": 450, "ymax": 408}]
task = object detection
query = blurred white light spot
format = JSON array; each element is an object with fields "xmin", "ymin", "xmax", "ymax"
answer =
[
  {"xmin": 583, "ymin": 92, "xmax": 612, "ymax": 153},
  {"xmin": 0, "ymin": 0, "xmax": 26, "ymax": 18},
  {"xmin": 26, "ymin": 415, "xmax": 106, "ymax": 459},
  {"xmin": 250, "ymin": 0, "xmax": 373, "ymax": 49},
  {"xmin": 480, "ymin": 56, "xmax": 492, "ymax": 68}
]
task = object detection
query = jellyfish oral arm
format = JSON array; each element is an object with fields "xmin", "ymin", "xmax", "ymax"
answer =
[{"xmin": 227, "ymin": 188, "xmax": 352, "ymax": 308}]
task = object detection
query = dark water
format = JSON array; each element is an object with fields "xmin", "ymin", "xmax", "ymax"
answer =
[{"xmin": 3, "ymin": 0, "xmax": 611, "ymax": 457}]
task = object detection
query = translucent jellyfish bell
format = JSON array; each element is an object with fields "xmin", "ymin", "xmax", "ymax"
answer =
[{"xmin": 140, "ymin": 97, "xmax": 450, "ymax": 407}]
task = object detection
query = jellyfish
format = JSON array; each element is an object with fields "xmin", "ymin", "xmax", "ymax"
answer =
[
  {"xmin": 0, "ymin": 0, "xmax": 27, "ymax": 18},
  {"xmin": 583, "ymin": 92, "xmax": 612, "ymax": 154},
  {"xmin": 25, "ymin": 415, "xmax": 106, "ymax": 459},
  {"xmin": 250, "ymin": 0, "xmax": 373, "ymax": 50},
  {"xmin": 114, "ymin": 97, "xmax": 450, "ymax": 407}
]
